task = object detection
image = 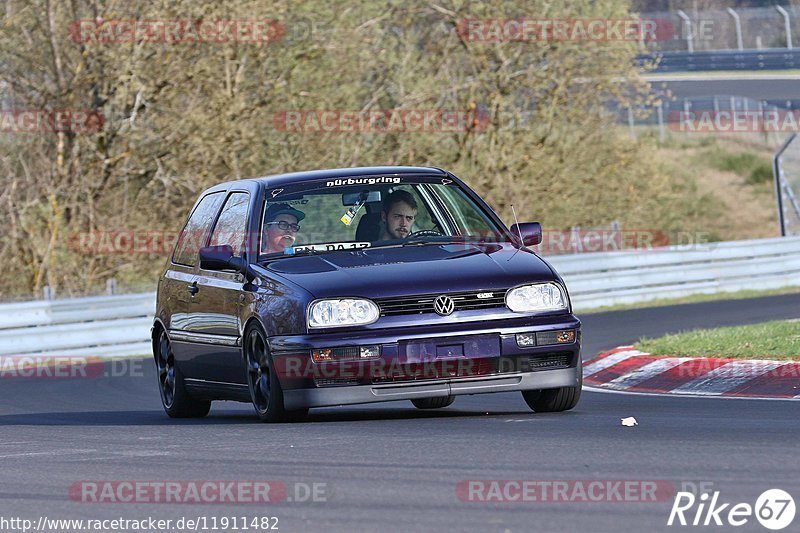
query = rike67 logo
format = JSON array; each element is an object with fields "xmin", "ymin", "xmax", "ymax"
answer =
[{"xmin": 668, "ymin": 489, "xmax": 795, "ymax": 530}]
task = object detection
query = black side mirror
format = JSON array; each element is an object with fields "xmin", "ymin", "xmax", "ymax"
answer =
[
  {"xmin": 199, "ymin": 245, "xmax": 257, "ymax": 281},
  {"xmin": 509, "ymin": 222, "xmax": 542, "ymax": 246},
  {"xmin": 199, "ymin": 244, "xmax": 234, "ymax": 270}
]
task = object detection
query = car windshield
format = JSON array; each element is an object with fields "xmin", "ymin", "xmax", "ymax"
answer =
[{"xmin": 259, "ymin": 177, "xmax": 504, "ymax": 258}]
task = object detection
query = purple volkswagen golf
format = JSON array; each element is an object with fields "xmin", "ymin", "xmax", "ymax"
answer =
[{"xmin": 152, "ymin": 166, "xmax": 581, "ymax": 422}]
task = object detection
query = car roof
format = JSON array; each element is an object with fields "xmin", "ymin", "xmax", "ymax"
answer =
[{"xmin": 203, "ymin": 166, "xmax": 449, "ymax": 194}]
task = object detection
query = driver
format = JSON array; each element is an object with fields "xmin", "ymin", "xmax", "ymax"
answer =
[
  {"xmin": 381, "ymin": 190, "xmax": 417, "ymax": 240},
  {"xmin": 263, "ymin": 203, "xmax": 305, "ymax": 253}
]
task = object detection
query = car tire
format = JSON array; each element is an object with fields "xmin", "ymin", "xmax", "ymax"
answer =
[
  {"xmin": 154, "ymin": 329, "xmax": 211, "ymax": 418},
  {"xmin": 411, "ymin": 396, "xmax": 455, "ymax": 409},
  {"xmin": 522, "ymin": 357, "xmax": 582, "ymax": 413},
  {"xmin": 522, "ymin": 386, "xmax": 581, "ymax": 412},
  {"xmin": 244, "ymin": 323, "xmax": 308, "ymax": 423}
]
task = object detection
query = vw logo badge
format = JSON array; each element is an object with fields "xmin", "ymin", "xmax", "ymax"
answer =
[{"xmin": 433, "ymin": 295, "xmax": 455, "ymax": 316}]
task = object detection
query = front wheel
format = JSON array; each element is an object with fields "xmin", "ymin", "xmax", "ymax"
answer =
[
  {"xmin": 522, "ymin": 386, "xmax": 581, "ymax": 412},
  {"xmin": 522, "ymin": 358, "xmax": 582, "ymax": 413},
  {"xmin": 154, "ymin": 329, "xmax": 211, "ymax": 418},
  {"xmin": 244, "ymin": 324, "xmax": 308, "ymax": 423}
]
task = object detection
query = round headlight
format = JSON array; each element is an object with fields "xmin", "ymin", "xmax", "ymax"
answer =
[
  {"xmin": 506, "ymin": 283, "xmax": 568, "ymax": 313},
  {"xmin": 308, "ymin": 298, "xmax": 380, "ymax": 329}
]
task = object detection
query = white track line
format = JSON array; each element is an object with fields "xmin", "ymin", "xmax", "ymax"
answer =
[
  {"xmin": 644, "ymin": 74, "xmax": 800, "ymax": 82},
  {"xmin": 582, "ymin": 384, "xmax": 799, "ymax": 402}
]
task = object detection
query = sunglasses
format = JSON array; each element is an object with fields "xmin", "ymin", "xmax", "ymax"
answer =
[{"xmin": 267, "ymin": 221, "xmax": 301, "ymax": 232}]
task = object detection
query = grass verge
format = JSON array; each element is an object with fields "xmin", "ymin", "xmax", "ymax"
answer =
[{"xmin": 634, "ymin": 320, "xmax": 800, "ymax": 360}]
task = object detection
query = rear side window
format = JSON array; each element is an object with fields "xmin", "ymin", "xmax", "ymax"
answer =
[
  {"xmin": 172, "ymin": 192, "xmax": 225, "ymax": 266},
  {"xmin": 209, "ymin": 192, "xmax": 250, "ymax": 257}
]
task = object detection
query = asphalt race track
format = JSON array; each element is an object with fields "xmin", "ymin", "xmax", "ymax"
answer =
[
  {"xmin": 1, "ymin": 294, "xmax": 799, "ymax": 532},
  {"xmin": 647, "ymin": 75, "xmax": 800, "ymax": 105}
]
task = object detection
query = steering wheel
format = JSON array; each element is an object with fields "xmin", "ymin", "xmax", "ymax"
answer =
[{"xmin": 406, "ymin": 229, "xmax": 443, "ymax": 239}]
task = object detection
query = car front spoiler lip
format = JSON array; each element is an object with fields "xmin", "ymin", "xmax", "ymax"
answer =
[{"xmin": 282, "ymin": 367, "xmax": 580, "ymax": 410}]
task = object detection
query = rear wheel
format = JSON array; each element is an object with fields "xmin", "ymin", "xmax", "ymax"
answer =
[
  {"xmin": 244, "ymin": 324, "xmax": 308, "ymax": 423},
  {"xmin": 154, "ymin": 329, "xmax": 210, "ymax": 418},
  {"xmin": 411, "ymin": 396, "xmax": 455, "ymax": 409}
]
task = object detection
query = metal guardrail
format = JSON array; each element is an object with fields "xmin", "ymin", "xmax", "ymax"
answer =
[
  {"xmin": 0, "ymin": 293, "xmax": 155, "ymax": 358},
  {"xmin": 2, "ymin": 235, "xmax": 799, "ymax": 357},
  {"xmin": 641, "ymin": 48, "xmax": 800, "ymax": 72},
  {"xmin": 548, "ymin": 235, "xmax": 800, "ymax": 310}
]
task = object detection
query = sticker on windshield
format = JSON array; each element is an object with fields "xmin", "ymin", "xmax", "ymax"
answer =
[
  {"xmin": 326, "ymin": 176, "xmax": 401, "ymax": 187},
  {"xmin": 340, "ymin": 192, "xmax": 367, "ymax": 226},
  {"xmin": 288, "ymin": 242, "xmax": 371, "ymax": 254}
]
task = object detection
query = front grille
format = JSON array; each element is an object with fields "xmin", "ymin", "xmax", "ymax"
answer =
[
  {"xmin": 528, "ymin": 353, "xmax": 571, "ymax": 371},
  {"xmin": 376, "ymin": 290, "xmax": 507, "ymax": 317}
]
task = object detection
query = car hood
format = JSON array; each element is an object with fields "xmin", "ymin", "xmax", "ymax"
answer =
[{"xmin": 264, "ymin": 243, "xmax": 560, "ymax": 299}]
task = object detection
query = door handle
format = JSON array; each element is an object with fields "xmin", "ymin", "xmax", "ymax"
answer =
[{"xmin": 187, "ymin": 282, "xmax": 199, "ymax": 296}]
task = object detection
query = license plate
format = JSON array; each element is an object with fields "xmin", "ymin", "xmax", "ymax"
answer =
[{"xmin": 402, "ymin": 334, "xmax": 500, "ymax": 362}]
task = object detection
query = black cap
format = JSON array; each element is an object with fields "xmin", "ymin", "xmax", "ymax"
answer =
[{"xmin": 265, "ymin": 203, "xmax": 305, "ymax": 223}]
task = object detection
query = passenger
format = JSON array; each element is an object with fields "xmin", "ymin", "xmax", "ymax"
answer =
[
  {"xmin": 381, "ymin": 190, "xmax": 417, "ymax": 240},
  {"xmin": 263, "ymin": 203, "xmax": 305, "ymax": 253}
]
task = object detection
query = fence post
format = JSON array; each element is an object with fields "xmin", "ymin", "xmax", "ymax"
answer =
[
  {"xmin": 776, "ymin": 6, "xmax": 793, "ymax": 50},
  {"xmin": 570, "ymin": 226, "xmax": 582, "ymax": 253},
  {"xmin": 106, "ymin": 278, "xmax": 117, "ymax": 296},
  {"xmin": 43, "ymin": 286, "xmax": 53, "ymax": 301},
  {"xmin": 627, "ymin": 107, "xmax": 636, "ymax": 139},
  {"xmin": 773, "ymin": 134, "xmax": 797, "ymax": 236},
  {"xmin": 726, "ymin": 8, "xmax": 744, "ymax": 51},
  {"xmin": 677, "ymin": 10, "xmax": 694, "ymax": 53}
]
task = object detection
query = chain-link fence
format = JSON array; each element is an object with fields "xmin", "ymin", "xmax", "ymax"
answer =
[
  {"xmin": 620, "ymin": 95, "xmax": 789, "ymax": 149},
  {"xmin": 643, "ymin": 6, "xmax": 800, "ymax": 52}
]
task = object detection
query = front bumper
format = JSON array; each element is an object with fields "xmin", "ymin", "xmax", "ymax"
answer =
[
  {"xmin": 270, "ymin": 313, "xmax": 581, "ymax": 410},
  {"xmin": 283, "ymin": 367, "xmax": 579, "ymax": 410}
]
